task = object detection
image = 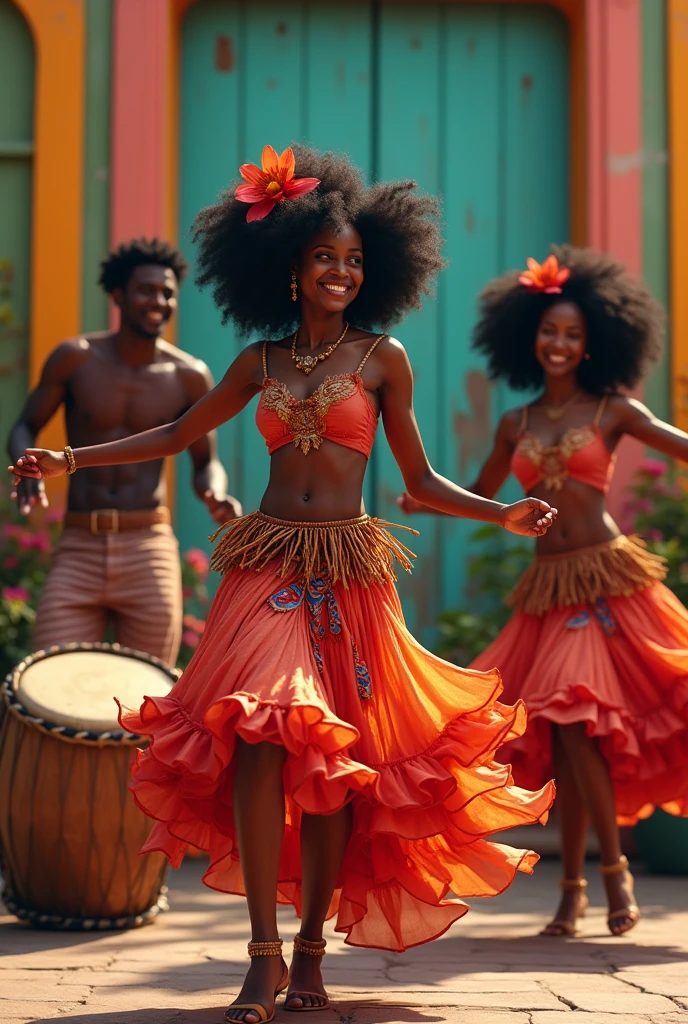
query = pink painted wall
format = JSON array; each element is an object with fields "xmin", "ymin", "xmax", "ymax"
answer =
[
  {"xmin": 586, "ymin": 0, "xmax": 643, "ymax": 521},
  {"xmin": 111, "ymin": 0, "xmax": 169, "ymax": 246}
]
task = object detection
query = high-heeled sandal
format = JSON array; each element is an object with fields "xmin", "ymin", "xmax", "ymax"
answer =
[
  {"xmin": 600, "ymin": 855, "xmax": 640, "ymax": 936},
  {"xmin": 284, "ymin": 934, "xmax": 330, "ymax": 1013},
  {"xmin": 225, "ymin": 940, "xmax": 289, "ymax": 1024},
  {"xmin": 540, "ymin": 877, "xmax": 589, "ymax": 937}
]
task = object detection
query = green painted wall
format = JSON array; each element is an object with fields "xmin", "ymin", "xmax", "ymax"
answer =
[
  {"xmin": 177, "ymin": 1, "xmax": 569, "ymax": 640},
  {"xmin": 0, "ymin": 0, "xmax": 34, "ymax": 451},
  {"xmin": 642, "ymin": 0, "xmax": 670, "ymax": 422},
  {"xmin": 81, "ymin": 0, "xmax": 113, "ymax": 333}
]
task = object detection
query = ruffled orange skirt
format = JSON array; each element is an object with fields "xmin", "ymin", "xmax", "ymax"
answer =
[
  {"xmin": 471, "ymin": 538, "xmax": 688, "ymax": 826},
  {"xmin": 118, "ymin": 514, "xmax": 554, "ymax": 951}
]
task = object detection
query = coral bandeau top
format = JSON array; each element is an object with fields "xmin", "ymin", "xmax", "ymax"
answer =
[
  {"xmin": 510, "ymin": 395, "xmax": 615, "ymax": 493},
  {"xmin": 255, "ymin": 336, "xmax": 384, "ymax": 457}
]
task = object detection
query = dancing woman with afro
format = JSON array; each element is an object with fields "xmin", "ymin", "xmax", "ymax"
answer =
[
  {"xmin": 11, "ymin": 147, "xmax": 557, "ymax": 1023},
  {"xmin": 402, "ymin": 245, "xmax": 688, "ymax": 940}
]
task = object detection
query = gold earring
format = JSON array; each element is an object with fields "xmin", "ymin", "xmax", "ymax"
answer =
[
  {"xmin": 584, "ymin": 353, "xmax": 591, "ymax": 360},
  {"xmin": 291, "ymin": 272, "xmax": 298, "ymax": 303}
]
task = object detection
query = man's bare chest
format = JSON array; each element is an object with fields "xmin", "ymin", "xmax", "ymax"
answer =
[{"xmin": 68, "ymin": 361, "xmax": 188, "ymax": 433}]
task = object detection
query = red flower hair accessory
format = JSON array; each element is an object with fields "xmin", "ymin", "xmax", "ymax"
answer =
[
  {"xmin": 519, "ymin": 255, "xmax": 570, "ymax": 294},
  {"xmin": 235, "ymin": 145, "xmax": 320, "ymax": 223}
]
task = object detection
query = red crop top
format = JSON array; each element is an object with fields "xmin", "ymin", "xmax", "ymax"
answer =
[
  {"xmin": 511, "ymin": 396, "xmax": 615, "ymax": 493},
  {"xmin": 255, "ymin": 336, "xmax": 383, "ymax": 457}
]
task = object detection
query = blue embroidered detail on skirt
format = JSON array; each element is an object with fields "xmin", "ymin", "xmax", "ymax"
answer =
[
  {"xmin": 268, "ymin": 574, "xmax": 372, "ymax": 700},
  {"xmin": 566, "ymin": 598, "xmax": 617, "ymax": 636}
]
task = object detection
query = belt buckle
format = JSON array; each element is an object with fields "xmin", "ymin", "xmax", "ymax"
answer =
[{"xmin": 90, "ymin": 509, "xmax": 120, "ymax": 535}]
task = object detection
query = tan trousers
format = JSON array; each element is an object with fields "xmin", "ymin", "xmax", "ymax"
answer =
[{"xmin": 33, "ymin": 524, "xmax": 182, "ymax": 667}]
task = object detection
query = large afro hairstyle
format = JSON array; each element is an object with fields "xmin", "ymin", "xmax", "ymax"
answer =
[
  {"xmin": 192, "ymin": 145, "xmax": 445, "ymax": 336},
  {"xmin": 98, "ymin": 238, "xmax": 189, "ymax": 294},
  {"xmin": 472, "ymin": 243, "xmax": 665, "ymax": 394}
]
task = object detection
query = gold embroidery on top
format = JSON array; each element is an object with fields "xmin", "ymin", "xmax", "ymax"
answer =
[
  {"xmin": 261, "ymin": 374, "xmax": 359, "ymax": 454},
  {"xmin": 517, "ymin": 426, "xmax": 597, "ymax": 491}
]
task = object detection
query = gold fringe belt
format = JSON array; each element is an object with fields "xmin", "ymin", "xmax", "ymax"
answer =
[
  {"xmin": 210, "ymin": 511, "xmax": 419, "ymax": 588},
  {"xmin": 508, "ymin": 534, "xmax": 668, "ymax": 617}
]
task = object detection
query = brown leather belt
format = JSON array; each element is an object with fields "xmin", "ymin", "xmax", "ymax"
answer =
[{"xmin": 63, "ymin": 507, "xmax": 171, "ymax": 535}]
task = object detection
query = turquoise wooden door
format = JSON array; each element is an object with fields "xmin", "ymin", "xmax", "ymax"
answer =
[
  {"xmin": 0, "ymin": 0, "xmax": 34, "ymax": 454},
  {"xmin": 178, "ymin": 1, "xmax": 569, "ymax": 641}
]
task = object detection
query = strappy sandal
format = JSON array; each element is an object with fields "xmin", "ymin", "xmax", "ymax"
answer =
[
  {"xmin": 600, "ymin": 855, "xmax": 640, "ymax": 936},
  {"xmin": 540, "ymin": 877, "xmax": 589, "ymax": 937},
  {"xmin": 225, "ymin": 940, "xmax": 289, "ymax": 1024},
  {"xmin": 284, "ymin": 934, "xmax": 330, "ymax": 1012}
]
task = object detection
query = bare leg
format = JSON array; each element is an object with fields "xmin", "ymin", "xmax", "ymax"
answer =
[
  {"xmin": 226, "ymin": 739, "xmax": 288, "ymax": 1024},
  {"xmin": 286, "ymin": 803, "xmax": 353, "ymax": 1010},
  {"xmin": 557, "ymin": 723, "xmax": 638, "ymax": 933},
  {"xmin": 541, "ymin": 726, "xmax": 590, "ymax": 935}
]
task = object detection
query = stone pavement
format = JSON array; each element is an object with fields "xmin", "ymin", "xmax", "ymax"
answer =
[{"xmin": 1, "ymin": 858, "xmax": 686, "ymax": 1024}]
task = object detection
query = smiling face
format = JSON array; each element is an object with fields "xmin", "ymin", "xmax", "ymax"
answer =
[
  {"xmin": 296, "ymin": 223, "xmax": 363, "ymax": 314},
  {"xmin": 116, "ymin": 264, "xmax": 179, "ymax": 339},
  {"xmin": 534, "ymin": 300, "xmax": 587, "ymax": 379}
]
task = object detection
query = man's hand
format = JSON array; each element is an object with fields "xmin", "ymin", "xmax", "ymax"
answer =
[
  {"xmin": 203, "ymin": 490, "xmax": 243, "ymax": 525},
  {"xmin": 500, "ymin": 498, "xmax": 558, "ymax": 537},
  {"xmin": 11, "ymin": 476, "xmax": 49, "ymax": 517}
]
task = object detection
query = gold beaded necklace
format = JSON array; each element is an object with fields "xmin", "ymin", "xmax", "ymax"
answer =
[{"xmin": 291, "ymin": 322, "xmax": 349, "ymax": 375}]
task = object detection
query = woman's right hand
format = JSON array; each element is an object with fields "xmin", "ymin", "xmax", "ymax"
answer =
[{"xmin": 8, "ymin": 449, "xmax": 68, "ymax": 482}]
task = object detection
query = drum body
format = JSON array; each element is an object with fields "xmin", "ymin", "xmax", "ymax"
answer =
[{"xmin": 0, "ymin": 643, "xmax": 178, "ymax": 929}]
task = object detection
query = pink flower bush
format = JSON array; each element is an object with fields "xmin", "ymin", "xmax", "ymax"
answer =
[
  {"xmin": 182, "ymin": 630, "xmax": 200, "ymax": 650},
  {"xmin": 640, "ymin": 458, "xmax": 666, "ymax": 478},
  {"xmin": 184, "ymin": 548, "xmax": 209, "ymax": 581}
]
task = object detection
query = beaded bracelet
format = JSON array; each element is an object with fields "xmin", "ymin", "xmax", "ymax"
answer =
[{"xmin": 63, "ymin": 445, "xmax": 77, "ymax": 474}]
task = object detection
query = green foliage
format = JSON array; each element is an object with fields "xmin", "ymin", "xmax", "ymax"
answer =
[{"xmin": 436, "ymin": 525, "xmax": 532, "ymax": 664}]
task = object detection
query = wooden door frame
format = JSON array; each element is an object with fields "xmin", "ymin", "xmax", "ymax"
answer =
[
  {"xmin": 109, "ymin": 0, "xmax": 642, "ymax": 517},
  {"xmin": 669, "ymin": 0, "xmax": 688, "ymax": 432}
]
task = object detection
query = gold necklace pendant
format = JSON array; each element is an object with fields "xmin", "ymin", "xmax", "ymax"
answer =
[
  {"xmin": 292, "ymin": 323, "xmax": 349, "ymax": 375},
  {"xmin": 544, "ymin": 391, "xmax": 580, "ymax": 421}
]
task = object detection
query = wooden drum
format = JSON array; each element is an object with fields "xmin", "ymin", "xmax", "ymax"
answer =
[{"xmin": 0, "ymin": 642, "xmax": 178, "ymax": 930}]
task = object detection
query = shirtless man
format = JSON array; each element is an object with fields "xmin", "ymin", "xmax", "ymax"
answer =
[{"xmin": 7, "ymin": 238, "xmax": 241, "ymax": 666}]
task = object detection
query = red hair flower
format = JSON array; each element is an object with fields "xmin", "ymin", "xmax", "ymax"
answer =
[
  {"xmin": 235, "ymin": 145, "xmax": 320, "ymax": 223},
  {"xmin": 519, "ymin": 255, "xmax": 570, "ymax": 294}
]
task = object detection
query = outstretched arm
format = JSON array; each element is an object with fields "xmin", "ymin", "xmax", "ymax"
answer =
[
  {"xmin": 9, "ymin": 345, "xmax": 262, "ymax": 485},
  {"xmin": 380, "ymin": 340, "xmax": 554, "ymax": 536},
  {"xmin": 614, "ymin": 395, "xmax": 688, "ymax": 461},
  {"xmin": 398, "ymin": 409, "xmax": 517, "ymax": 514}
]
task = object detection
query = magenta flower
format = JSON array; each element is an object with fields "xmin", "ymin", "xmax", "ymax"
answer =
[
  {"xmin": 184, "ymin": 548, "xmax": 210, "ymax": 580},
  {"xmin": 2, "ymin": 586, "xmax": 30, "ymax": 603},
  {"xmin": 182, "ymin": 630, "xmax": 199, "ymax": 650},
  {"xmin": 4, "ymin": 555, "xmax": 18, "ymax": 570},
  {"xmin": 640, "ymin": 458, "xmax": 666, "ymax": 478}
]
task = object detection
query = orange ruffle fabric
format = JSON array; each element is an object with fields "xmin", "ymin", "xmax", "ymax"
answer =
[
  {"xmin": 471, "ymin": 581, "xmax": 688, "ymax": 825},
  {"xmin": 118, "ymin": 561, "xmax": 554, "ymax": 951}
]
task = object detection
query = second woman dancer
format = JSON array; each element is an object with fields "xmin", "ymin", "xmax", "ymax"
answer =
[
  {"xmin": 11, "ymin": 146, "xmax": 556, "ymax": 1023},
  {"xmin": 401, "ymin": 245, "xmax": 688, "ymax": 941}
]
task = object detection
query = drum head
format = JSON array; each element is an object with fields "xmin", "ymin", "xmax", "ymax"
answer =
[{"xmin": 15, "ymin": 648, "xmax": 175, "ymax": 733}]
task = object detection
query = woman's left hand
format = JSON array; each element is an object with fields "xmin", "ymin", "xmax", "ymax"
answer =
[{"xmin": 501, "ymin": 498, "xmax": 557, "ymax": 537}]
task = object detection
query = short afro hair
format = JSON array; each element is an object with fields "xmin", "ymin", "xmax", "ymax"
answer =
[
  {"xmin": 99, "ymin": 238, "xmax": 189, "ymax": 294},
  {"xmin": 472, "ymin": 244, "xmax": 665, "ymax": 394},
  {"xmin": 192, "ymin": 145, "xmax": 445, "ymax": 336}
]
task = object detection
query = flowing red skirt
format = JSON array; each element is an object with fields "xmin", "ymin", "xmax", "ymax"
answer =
[
  {"xmin": 118, "ymin": 561, "xmax": 554, "ymax": 951},
  {"xmin": 471, "ymin": 581, "xmax": 688, "ymax": 825}
]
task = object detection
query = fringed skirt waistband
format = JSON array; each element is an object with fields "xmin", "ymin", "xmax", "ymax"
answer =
[
  {"xmin": 508, "ymin": 534, "xmax": 668, "ymax": 617},
  {"xmin": 210, "ymin": 511, "xmax": 419, "ymax": 588}
]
